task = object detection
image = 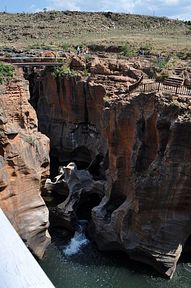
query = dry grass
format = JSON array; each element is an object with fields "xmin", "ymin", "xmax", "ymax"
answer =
[{"xmin": 0, "ymin": 11, "xmax": 190, "ymax": 56}]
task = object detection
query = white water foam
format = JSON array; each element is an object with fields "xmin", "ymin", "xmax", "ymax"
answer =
[{"xmin": 63, "ymin": 221, "xmax": 89, "ymax": 256}]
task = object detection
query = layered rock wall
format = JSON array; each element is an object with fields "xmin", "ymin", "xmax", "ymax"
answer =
[
  {"xmin": 29, "ymin": 67, "xmax": 191, "ymax": 278},
  {"xmin": 0, "ymin": 67, "xmax": 50, "ymax": 258},
  {"xmin": 29, "ymin": 69, "xmax": 108, "ymax": 175},
  {"xmin": 92, "ymin": 94, "xmax": 191, "ymax": 278}
]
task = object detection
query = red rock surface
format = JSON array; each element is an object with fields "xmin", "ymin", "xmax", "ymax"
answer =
[
  {"xmin": 0, "ymin": 67, "xmax": 50, "ymax": 258},
  {"xmin": 29, "ymin": 69, "xmax": 107, "ymax": 168},
  {"xmin": 30, "ymin": 59, "xmax": 191, "ymax": 277},
  {"xmin": 92, "ymin": 93, "xmax": 191, "ymax": 278}
]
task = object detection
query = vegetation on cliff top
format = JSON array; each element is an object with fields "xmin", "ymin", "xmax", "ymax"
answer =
[
  {"xmin": 0, "ymin": 11, "xmax": 190, "ymax": 55},
  {"xmin": 52, "ymin": 65, "xmax": 81, "ymax": 78},
  {"xmin": 0, "ymin": 63, "xmax": 14, "ymax": 84},
  {"xmin": 51, "ymin": 63, "xmax": 90, "ymax": 79}
]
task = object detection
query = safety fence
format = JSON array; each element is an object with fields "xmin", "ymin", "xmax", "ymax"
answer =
[{"xmin": 135, "ymin": 82, "xmax": 191, "ymax": 96}]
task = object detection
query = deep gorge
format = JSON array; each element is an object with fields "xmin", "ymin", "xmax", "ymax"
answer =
[{"xmin": 1, "ymin": 56, "xmax": 191, "ymax": 281}]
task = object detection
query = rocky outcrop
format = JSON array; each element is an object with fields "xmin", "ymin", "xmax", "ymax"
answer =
[
  {"xmin": 29, "ymin": 58, "xmax": 191, "ymax": 278},
  {"xmin": 47, "ymin": 162, "xmax": 106, "ymax": 231},
  {"xmin": 90, "ymin": 93, "xmax": 191, "ymax": 278},
  {"xmin": 0, "ymin": 67, "xmax": 50, "ymax": 258}
]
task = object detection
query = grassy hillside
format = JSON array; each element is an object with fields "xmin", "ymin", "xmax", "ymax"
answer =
[{"xmin": 0, "ymin": 11, "xmax": 190, "ymax": 55}]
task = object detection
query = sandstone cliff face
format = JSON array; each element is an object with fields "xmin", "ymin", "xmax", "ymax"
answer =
[
  {"xmin": 29, "ymin": 69, "xmax": 108, "ymax": 177},
  {"xmin": 29, "ymin": 65, "xmax": 191, "ymax": 278},
  {"xmin": 92, "ymin": 94, "xmax": 191, "ymax": 278},
  {"xmin": 0, "ymin": 68, "xmax": 50, "ymax": 258}
]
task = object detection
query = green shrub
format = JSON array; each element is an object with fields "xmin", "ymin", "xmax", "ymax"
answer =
[
  {"xmin": 120, "ymin": 43, "xmax": 136, "ymax": 57},
  {"xmin": 62, "ymin": 43, "xmax": 71, "ymax": 51},
  {"xmin": 0, "ymin": 63, "xmax": 14, "ymax": 84},
  {"xmin": 185, "ymin": 20, "xmax": 191, "ymax": 26},
  {"xmin": 153, "ymin": 57, "xmax": 169, "ymax": 70},
  {"xmin": 52, "ymin": 64, "xmax": 81, "ymax": 78},
  {"xmin": 82, "ymin": 69, "xmax": 90, "ymax": 77}
]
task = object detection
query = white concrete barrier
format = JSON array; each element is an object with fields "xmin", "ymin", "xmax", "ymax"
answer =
[{"xmin": 0, "ymin": 209, "xmax": 55, "ymax": 288}]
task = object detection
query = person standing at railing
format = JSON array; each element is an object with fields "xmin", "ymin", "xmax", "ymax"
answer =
[
  {"xmin": 76, "ymin": 46, "xmax": 81, "ymax": 55},
  {"xmin": 138, "ymin": 48, "xmax": 144, "ymax": 56}
]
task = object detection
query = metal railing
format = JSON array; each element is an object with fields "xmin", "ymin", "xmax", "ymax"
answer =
[
  {"xmin": 129, "ymin": 75, "xmax": 143, "ymax": 92},
  {"xmin": 136, "ymin": 82, "xmax": 191, "ymax": 96}
]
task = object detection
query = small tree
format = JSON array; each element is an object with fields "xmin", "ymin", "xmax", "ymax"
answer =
[{"xmin": 0, "ymin": 63, "xmax": 14, "ymax": 84}]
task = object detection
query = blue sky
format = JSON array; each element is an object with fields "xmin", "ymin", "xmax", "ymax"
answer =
[{"xmin": 0, "ymin": 0, "xmax": 190, "ymax": 20}]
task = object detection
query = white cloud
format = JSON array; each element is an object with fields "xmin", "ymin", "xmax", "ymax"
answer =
[
  {"xmin": 44, "ymin": 0, "xmax": 191, "ymax": 19},
  {"xmin": 164, "ymin": 0, "xmax": 179, "ymax": 5},
  {"xmin": 170, "ymin": 5, "xmax": 191, "ymax": 20},
  {"xmin": 47, "ymin": 0, "xmax": 81, "ymax": 11},
  {"xmin": 100, "ymin": 0, "xmax": 135, "ymax": 12}
]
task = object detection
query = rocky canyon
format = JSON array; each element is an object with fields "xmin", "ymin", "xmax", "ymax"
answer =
[{"xmin": 1, "ymin": 55, "xmax": 191, "ymax": 279}]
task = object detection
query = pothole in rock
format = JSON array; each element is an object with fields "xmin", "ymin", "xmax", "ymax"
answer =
[
  {"xmin": 76, "ymin": 193, "xmax": 103, "ymax": 220},
  {"xmin": 43, "ymin": 159, "xmax": 106, "ymax": 240}
]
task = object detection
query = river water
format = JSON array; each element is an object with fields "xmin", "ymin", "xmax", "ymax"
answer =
[{"xmin": 40, "ymin": 221, "xmax": 191, "ymax": 288}]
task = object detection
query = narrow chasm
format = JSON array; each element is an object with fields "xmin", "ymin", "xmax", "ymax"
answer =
[
  {"xmin": 25, "ymin": 66, "xmax": 107, "ymax": 241},
  {"xmin": 24, "ymin": 64, "xmax": 191, "ymax": 280}
]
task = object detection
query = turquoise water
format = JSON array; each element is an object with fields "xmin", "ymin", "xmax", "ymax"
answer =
[{"xmin": 40, "ymin": 229, "xmax": 191, "ymax": 288}]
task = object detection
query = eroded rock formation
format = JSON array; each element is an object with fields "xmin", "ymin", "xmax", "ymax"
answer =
[
  {"xmin": 46, "ymin": 162, "xmax": 106, "ymax": 231},
  {"xmin": 0, "ymin": 68, "xmax": 50, "ymax": 258},
  {"xmin": 27, "ymin": 56, "xmax": 191, "ymax": 277},
  {"xmin": 91, "ymin": 93, "xmax": 191, "ymax": 278},
  {"xmin": 29, "ymin": 65, "xmax": 108, "ymax": 178}
]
